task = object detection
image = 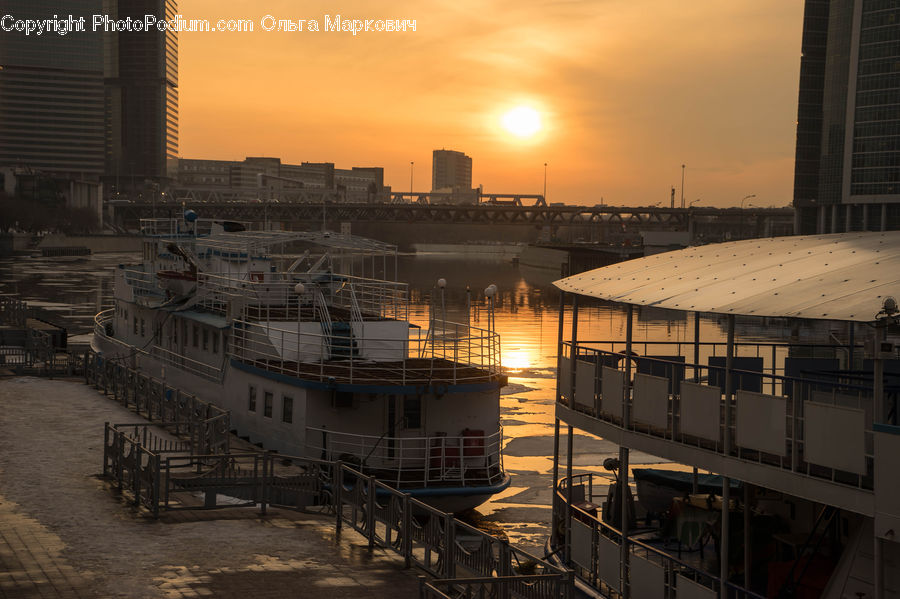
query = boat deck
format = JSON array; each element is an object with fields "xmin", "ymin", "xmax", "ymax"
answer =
[{"xmin": 240, "ymin": 357, "xmax": 498, "ymax": 387}]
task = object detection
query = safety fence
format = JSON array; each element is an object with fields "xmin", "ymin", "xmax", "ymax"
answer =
[
  {"xmin": 559, "ymin": 340, "xmax": 886, "ymax": 492},
  {"xmin": 100, "ymin": 418, "xmax": 571, "ymax": 599},
  {"xmin": 86, "ymin": 350, "xmax": 230, "ymax": 456}
]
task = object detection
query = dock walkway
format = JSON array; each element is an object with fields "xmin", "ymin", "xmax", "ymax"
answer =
[{"xmin": 0, "ymin": 377, "xmax": 421, "ymax": 598}]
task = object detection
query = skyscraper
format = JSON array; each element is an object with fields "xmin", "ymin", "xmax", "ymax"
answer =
[
  {"xmin": 0, "ymin": 1, "xmax": 105, "ymax": 178},
  {"xmin": 793, "ymin": 0, "xmax": 900, "ymax": 233},
  {"xmin": 432, "ymin": 149, "xmax": 472, "ymax": 192},
  {"xmin": 105, "ymin": 0, "xmax": 179, "ymax": 187}
]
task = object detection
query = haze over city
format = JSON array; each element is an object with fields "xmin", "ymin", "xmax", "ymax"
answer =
[{"xmin": 177, "ymin": 0, "xmax": 803, "ymax": 207}]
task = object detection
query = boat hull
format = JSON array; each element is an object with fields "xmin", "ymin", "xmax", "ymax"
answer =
[{"xmin": 92, "ymin": 333, "xmax": 508, "ymax": 513}]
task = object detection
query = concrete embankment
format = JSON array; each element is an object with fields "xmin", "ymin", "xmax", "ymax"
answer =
[{"xmin": 0, "ymin": 377, "xmax": 421, "ymax": 598}]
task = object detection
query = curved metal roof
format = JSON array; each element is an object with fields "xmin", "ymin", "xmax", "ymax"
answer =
[{"xmin": 553, "ymin": 231, "xmax": 900, "ymax": 322}]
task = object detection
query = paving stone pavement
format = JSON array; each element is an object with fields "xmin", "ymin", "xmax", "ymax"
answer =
[{"xmin": 0, "ymin": 377, "xmax": 423, "ymax": 598}]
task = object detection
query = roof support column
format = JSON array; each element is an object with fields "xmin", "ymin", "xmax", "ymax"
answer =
[
  {"xmin": 720, "ymin": 476, "xmax": 731, "ymax": 598},
  {"xmin": 624, "ymin": 304, "xmax": 633, "ymax": 428},
  {"xmin": 565, "ymin": 424, "xmax": 573, "ymax": 565},
  {"xmin": 724, "ymin": 314, "xmax": 735, "ymax": 454},
  {"xmin": 552, "ymin": 291, "xmax": 565, "ymax": 543},
  {"xmin": 693, "ymin": 311, "xmax": 701, "ymax": 493}
]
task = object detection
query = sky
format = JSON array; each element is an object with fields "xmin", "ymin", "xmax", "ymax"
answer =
[{"xmin": 178, "ymin": 0, "xmax": 804, "ymax": 207}]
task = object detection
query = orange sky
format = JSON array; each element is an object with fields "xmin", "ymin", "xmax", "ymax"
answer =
[{"xmin": 178, "ymin": 0, "xmax": 804, "ymax": 207}]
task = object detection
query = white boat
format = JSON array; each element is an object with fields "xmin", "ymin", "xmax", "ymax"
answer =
[
  {"xmin": 92, "ymin": 215, "xmax": 510, "ymax": 513},
  {"xmin": 549, "ymin": 232, "xmax": 900, "ymax": 598}
]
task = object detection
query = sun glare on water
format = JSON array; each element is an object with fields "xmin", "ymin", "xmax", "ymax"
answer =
[{"xmin": 501, "ymin": 106, "xmax": 541, "ymax": 139}]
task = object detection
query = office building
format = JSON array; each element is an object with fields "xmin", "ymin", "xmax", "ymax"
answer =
[
  {"xmin": 0, "ymin": 1, "xmax": 105, "ymax": 178},
  {"xmin": 177, "ymin": 157, "xmax": 385, "ymax": 202},
  {"xmin": 431, "ymin": 150, "xmax": 472, "ymax": 192},
  {"xmin": 793, "ymin": 0, "xmax": 900, "ymax": 233},
  {"xmin": 105, "ymin": 0, "xmax": 179, "ymax": 187}
]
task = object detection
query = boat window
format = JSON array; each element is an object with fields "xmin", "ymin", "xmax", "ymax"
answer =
[
  {"xmin": 140, "ymin": 319, "xmax": 145, "ymax": 337},
  {"xmin": 282, "ymin": 396, "xmax": 293, "ymax": 423},
  {"xmin": 248, "ymin": 385, "xmax": 256, "ymax": 412},
  {"xmin": 192, "ymin": 324, "xmax": 198, "ymax": 348},
  {"xmin": 264, "ymin": 391, "xmax": 273, "ymax": 418},
  {"xmin": 212, "ymin": 331, "xmax": 218, "ymax": 354},
  {"xmin": 173, "ymin": 320, "xmax": 178, "ymax": 345},
  {"xmin": 202, "ymin": 328, "xmax": 209, "ymax": 351},
  {"xmin": 133, "ymin": 317, "xmax": 138, "ymax": 335},
  {"xmin": 403, "ymin": 397, "xmax": 421, "ymax": 429}
]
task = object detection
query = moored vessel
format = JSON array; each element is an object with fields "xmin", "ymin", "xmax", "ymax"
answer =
[
  {"xmin": 92, "ymin": 215, "xmax": 510, "ymax": 513},
  {"xmin": 548, "ymin": 232, "xmax": 900, "ymax": 597}
]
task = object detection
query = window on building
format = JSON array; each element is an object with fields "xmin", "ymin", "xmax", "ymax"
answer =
[
  {"xmin": 248, "ymin": 385, "xmax": 256, "ymax": 412},
  {"xmin": 403, "ymin": 397, "xmax": 421, "ymax": 429},
  {"xmin": 264, "ymin": 392, "xmax": 273, "ymax": 418},
  {"xmin": 282, "ymin": 396, "xmax": 293, "ymax": 423}
]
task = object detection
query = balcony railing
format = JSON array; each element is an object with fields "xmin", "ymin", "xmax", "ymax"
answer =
[
  {"xmin": 558, "ymin": 340, "xmax": 892, "ymax": 494},
  {"xmin": 231, "ymin": 318, "xmax": 502, "ymax": 386},
  {"xmin": 196, "ymin": 271, "xmax": 409, "ymax": 322},
  {"xmin": 306, "ymin": 427, "xmax": 505, "ymax": 488}
]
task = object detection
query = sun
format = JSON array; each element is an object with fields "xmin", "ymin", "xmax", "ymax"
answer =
[{"xmin": 502, "ymin": 106, "xmax": 541, "ymax": 138}]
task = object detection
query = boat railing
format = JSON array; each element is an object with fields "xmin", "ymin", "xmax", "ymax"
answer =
[
  {"xmin": 119, "ymin": 267, "xmax": 165, "ymax": 300},
  {"xmin": 305, "ymin": 427, "xmax": 505, "ymax": 488},
  {"xmin": 94, "ymin": 309, "xmax": 224, "ymax": 382},
  {"xmin": 559, "ymin": 341, "xmax": 883, "ymax": 495},
  {"xmin": 140, "ymin": 218, "xmax": 253, "ymax": 238},
  {"xmin": 553, "ymin": 472, "xmax": 756, "ymax": 599},
  {"xmin": 230, "ymin": 319, "xmax": 502, "ymax": 385},
  {"xmin": 195, "ymin": 271, "xmax": 408, "ymax": 322}
]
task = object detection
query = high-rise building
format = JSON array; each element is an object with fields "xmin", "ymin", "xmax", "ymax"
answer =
[
  {"xmin": 793, "ymin": 0, "xmax": 900, "ymax": 233},
  {"xmin": 105, "ymin": 0, "xmax": 179, "ymax": 187},
  {"xmin": 0, "ymin": 1, "xmax": 106, "ymax": 178},
  {"xmin": 431, "ymin": 150, "xmax": 472, "ymax": 192}
]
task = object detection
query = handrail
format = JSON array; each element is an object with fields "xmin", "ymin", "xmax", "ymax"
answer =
[
  {"xmin": 231, "ymin": 317, "xmax": 502, "ymax": 385},
  {"xmin": 559, "ymin": 340, "xmax": 879, "ymax": 497}
]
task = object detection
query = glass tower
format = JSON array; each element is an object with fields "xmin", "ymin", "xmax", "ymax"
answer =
[
  {"xmin": 0, "ymin": 1, "xmax": 105, "ymax": 177},
  {"xmin": 794, "ymin": 0, "xmax": 900, "ymax": 233}
]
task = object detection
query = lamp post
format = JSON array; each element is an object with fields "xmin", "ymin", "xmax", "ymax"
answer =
[
  {"xmin": 740, "ymin": 194, "xmax": 756, "ymax": 239},
  {"xmin": 409, "ymin": 161, "xmax": 414, "ymax": 196},
  {"xmin": 689, "ymin": 198, "xmax": 701, "ymax": 208},
  {"xmin": 543, "ymin": 162, "xmax": 548, "ymax": 202},
  {"xmin": 680, "ymin": 164, "xmax": 686, "ymax": 209}
]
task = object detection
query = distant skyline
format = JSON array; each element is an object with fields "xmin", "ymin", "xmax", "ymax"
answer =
[{"xmin": 177, "ymin": 0, "xmax": 804, "ymax": 207}]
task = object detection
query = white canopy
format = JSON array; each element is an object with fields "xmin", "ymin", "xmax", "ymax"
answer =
[{"xmin": 553, "ymin": 232, "xmax": 900, "ymax": 323}]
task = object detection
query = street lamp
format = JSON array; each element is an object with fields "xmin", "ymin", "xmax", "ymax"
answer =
[
  {"xmin": 543, "ymin": 162, "xmax": 548, "ymax": 201},
  {"xmin": 739, "ymin": 194, "xmax": 756, "ymax": 239},
  {"xmin": 689, "ymin": 198, "xmax": 701, "ymax": 208},
  {"xmin": 680, "ymin": 164, "xmax": 686, "ymax": 209},
  {"xmin": 410, "ymin": 161, "xmax": 414, "ymax": 196}
]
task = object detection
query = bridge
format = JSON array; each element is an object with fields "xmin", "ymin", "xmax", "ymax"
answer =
[{"xmin": 107, "ymin": 201, "xmax": 795, "ymax": 247}]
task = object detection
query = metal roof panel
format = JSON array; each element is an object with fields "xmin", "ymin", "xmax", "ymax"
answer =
[{"xmin": 553, "ymin": 232, "xmax": 900, "ymax": 322}]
